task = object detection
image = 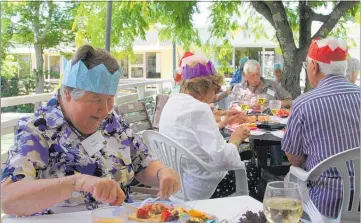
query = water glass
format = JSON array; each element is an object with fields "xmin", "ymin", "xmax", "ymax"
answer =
[
  {"xmin": 263, "ymin": 181, "xmax": 303, "ymax": 223},
  {"xmin": 92, "ymin": 206, "xmax": 128, "ymax": 223},
  {"xmin": 269, "ymin": 100, "xmax": 282, "ymax": 116}
]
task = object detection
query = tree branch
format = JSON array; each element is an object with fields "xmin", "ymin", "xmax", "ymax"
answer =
[
  {"xmin": 312, "ymin": 1, "xmax": 358, "ymax": 39},
  {"xmin": 249, "ymin": 1, "xmax": 275, "ymax": 28},
  {"xmin": 311, "ymin": 12, "xmax": 329, "ymax": 22},
  {"xmin": 265, "ymin": 1, "xmax": 297, "ymax": 53}
]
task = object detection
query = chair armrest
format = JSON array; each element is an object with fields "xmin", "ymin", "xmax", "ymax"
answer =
[{"xmin": 289, "ymin": 166, "xmax": 310, "ymax": 182}]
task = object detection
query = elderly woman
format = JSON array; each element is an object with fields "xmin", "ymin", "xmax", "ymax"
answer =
[
  {"xmin": 346, "ymin": 57, "xmax": 360, "ymax": 83},
  {"xmin": 273, "ymin": 63, "xmax": 283, "ymax": 84},
  {"xmin": 1, "ymin": 45, "xmax": 180, "ymax": 216},
  {"xmin": 159, "ymin": 54, "xmax": 250, "ymax": 200},
  {"xmin": 230, "ymin": 59, "xmax": 292, "ymax": 108}
]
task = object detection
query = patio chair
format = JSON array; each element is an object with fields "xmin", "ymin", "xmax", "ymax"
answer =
[
  {"xmin": 286, "ymin": 147, "xmax": 360, "ymax": 223},
  {"xmin": 142, "ymin": 130, "xmax": 249, "ymax": 201},
  {"xmin": 151, "ymin": 94, "xmax": 169, "ymax": 130},
  {"xmin": 115, "ymin": 101, "xmax": 153, "ymax": 134}
]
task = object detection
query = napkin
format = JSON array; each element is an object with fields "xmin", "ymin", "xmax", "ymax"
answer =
[
  {"xmin": 270, "ymin": 130, "xmax": 285, "ymax": 138},
  {"xmin": 250, "ymin": 130, "xmax": 265, "ymax": 136}
]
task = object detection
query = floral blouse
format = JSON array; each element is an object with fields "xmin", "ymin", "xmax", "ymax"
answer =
[{"xmin": 1, "ymin": 93, "xmax": 155, "ymax": 214}]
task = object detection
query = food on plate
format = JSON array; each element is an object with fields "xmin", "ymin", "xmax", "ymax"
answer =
[
  {"xmin": 238, "ymin": 210, "xmax": 267, "ymax": 223},
  {"xmin": 247, "ymin": 116, "xmax": 257, "ymax": 123},
  {"xmin": 247, "ymin": 123, "xmax": 257, "ymax": 130},
  {"xmin": 257, "ymin": 115, "xmax": 270, "ymax": 122},
  {"xmin": 277, "ymin": 109, "xmax": 290, "ymax": 118},
  {"xmin": 129, "ymin": 203, "xmax": 216, "ymax": 223}
]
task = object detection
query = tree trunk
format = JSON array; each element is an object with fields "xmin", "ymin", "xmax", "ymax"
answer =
[
  {"xmin": 280, "ymin": 49, "xmax": 302, "ymax": 99},
  {"xmin": 34, "ymin": 43, "xmax": 44, "ymax": 93}
]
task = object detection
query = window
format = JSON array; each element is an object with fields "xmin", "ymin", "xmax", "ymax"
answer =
[
  {"xmin": 49, "ymin": 56, "xmax": 60, "ymax": 78},
  {"xmin": 146, "ymin": 52, "xmax": 161, "ymax": 78},
  {"xmin": 130, "ymin": 54, "xmax": 144, "ymax": 78}
]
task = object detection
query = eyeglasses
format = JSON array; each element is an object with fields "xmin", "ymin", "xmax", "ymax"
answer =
[{"xmin": 212, "ymin": 82, "xmax": 222, "ymax": 93}]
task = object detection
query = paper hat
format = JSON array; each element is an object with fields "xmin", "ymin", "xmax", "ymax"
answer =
[
  {"xmin": 307, "ymin": 37, "xmax": 348, "ymax": 64},
  {"xmin": 239, "ymin": 56, "xmax": 249, "ymax": 66},
  {"xmin": 273, "ymin": 63, "xmax": 283, "ymax": 71},
  {"xmin": 181, "ymin": 54, "xmax": 217, "ymax": 80},
  {"xmin": 174, "ymin": 51, "xmax": 194, "ymax": 82},
  {"xmin": 62, "ymin": 59, "xmax": 121, "ymax": 95}
]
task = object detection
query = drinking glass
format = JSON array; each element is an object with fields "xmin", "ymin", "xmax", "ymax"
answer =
[
  {"xmin": 92, "ymin": 206, "xmax": 128, "ymax": 223},
  {"xmin": 269, "ymin": 100, "xmax": 282, "ymax": 116},
  {"xmin": 263, "ymin": 181, "xmax": 303, "ymax": 223},
  {"xmin": 257, "ymin": 94, "xmax": 268, "ymax": 106},
  {"xmin": 239, "ymin": 99, "xmax": 251, "ymax": 112}
]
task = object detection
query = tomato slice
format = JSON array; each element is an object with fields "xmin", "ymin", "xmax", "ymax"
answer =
[
  {"xmin": 137, "ymin": 208, "xmax": 149, "ymax": 219},
  {"xmin": 160, "ymin": 209, "xmax": 172, "ymax": 222}
]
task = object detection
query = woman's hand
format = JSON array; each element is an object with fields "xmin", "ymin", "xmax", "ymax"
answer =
[
  {"xmin": 157, "ymin": 168, "xmax": 181, "ymax": 199},
  {"xmin": 222, "ymin": 110, "xmax": 248, "ymax": 126},
  {"xmin": 229, "ymin": 124, "xmax": 250, "ymax": 147},
  {"xmin": 75, "ymin": 174, "xmax": 125, "ymax": 206}
]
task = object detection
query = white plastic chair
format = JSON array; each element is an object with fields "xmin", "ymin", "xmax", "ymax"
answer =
[
  {"xmin": 286, "ymin": 147, "xmax": 360, "ymax": 223},
  {"xmin": 142, "ymin": 130, "xmax": 249, "ymax": 201}
]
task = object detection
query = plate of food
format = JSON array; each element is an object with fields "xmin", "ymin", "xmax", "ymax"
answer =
[{"xmin": 126, "ymin": 201, "xmax": 217, "ymax": 223}]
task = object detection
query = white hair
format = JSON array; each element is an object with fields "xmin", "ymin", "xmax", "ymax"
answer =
[
  {"xmin": 59, "ymin": 85, "xmax": 86, "ymax": 101},
  {"xmin": 346, "ymin": 58, "xmax": 360, "ymax": 81},
  {"xmin": 243, "ymin": 60, "xmax": 261, "ymax": 75},
  {"xmin": 308, "ymin": 57, "xmax": 347, "ymax": 76}
]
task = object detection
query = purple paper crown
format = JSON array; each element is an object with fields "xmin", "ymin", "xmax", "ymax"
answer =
[{"xmin": 182, "ymin": 61, "xmax": 217, "ymax": 80}]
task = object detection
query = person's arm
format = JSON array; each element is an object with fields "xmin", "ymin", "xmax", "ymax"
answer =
[
  {"xmin": 213, "ymin": 89, "xmax": 230, "ymax": 103},
  {"xmin": 281, "ymin": 104, "xmax": 306, "ymax": 167},
  {"xmin": 285, "ymin": 153, "xmax": 306, "ymax": 167},
  {"xmin": 281, "ymin": 99, "xmax": 292, "ymax": 108},
  {"xmin": 191, "ymin": 104, "xmax": 243, "ymax": 168},
  {"xmin": 1, "ymin": 176, "xmax": 75, "ymax": 216},
  {"xmin": 275, "ymin": 83, "xmax": 293, "ymax": 108}
]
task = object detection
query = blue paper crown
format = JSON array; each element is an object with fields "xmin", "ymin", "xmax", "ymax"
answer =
[
  {"xmin": 61, "ymin": 59, "xmax": 121, "ymax": 95},
  {"xmin": 273, "ymin": 63, "xmax": 283, "ymax": 71}
]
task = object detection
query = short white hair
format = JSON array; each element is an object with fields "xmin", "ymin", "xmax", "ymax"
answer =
[
  {"xmin": 346, "ymin": 58, "xmax": 360, "ymax": 81},
  {"xmin": 308, "ymin": 56, "xmax": 347, "ymax": 76},
  {"xmin": 59, "ymin": 85, "xmax": 86, "ymax": 101},
  {"xmin": 243, "ymin": 60, "xmax": 261, "ymax": 75}
]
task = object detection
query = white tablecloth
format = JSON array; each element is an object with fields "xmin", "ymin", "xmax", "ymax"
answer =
[{"xmin": 3, "ymin": 196, "xmax": 262, "ymax": 223}]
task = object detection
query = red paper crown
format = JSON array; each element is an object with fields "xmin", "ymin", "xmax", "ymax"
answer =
[
  {"xmin": 174, "ymin": 51, "xmax": 194, "ymax": 81},
  {"xmin": 307, "ymin": 37, "xmax": 348, "ymax": 64}
]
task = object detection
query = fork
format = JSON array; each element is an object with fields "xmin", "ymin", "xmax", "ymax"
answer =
[{"xmin": 138, "ymin": 196, "xmax": 161, "ymax": 208}]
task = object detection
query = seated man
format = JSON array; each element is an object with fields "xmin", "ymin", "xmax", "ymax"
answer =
[
  {"xmin": 282, "ymin": 37, "xmax": 360, "ymax": 219},
  {"xmin": 229, "ymin": 59, "xmax": 292, "ymax": 108}
]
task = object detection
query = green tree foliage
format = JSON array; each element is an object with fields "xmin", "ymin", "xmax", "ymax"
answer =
[
  {"xmin": 73, "ymin": 2, "xmax": 201, "ymax": 62},
  {"xmin": 3, "ymin": 1, "xmax": 78, "ymax": 93},
  {"xmin": 210, "ymin": 1, "xmax": 359, "ymax": 97}
]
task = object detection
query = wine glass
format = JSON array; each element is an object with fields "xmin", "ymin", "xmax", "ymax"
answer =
[
  {"xmin": 269, "ymin": 100, "xmax": 282, "ymax": 116},
  {"xmin": 257, "ymin": 94, "xmax": 268, "ymax": 106},
  {"xmin": 239, "ymin": 99, "xmax": 251, "ymax": 113},
  {"xmin": 263, "ymin": 181, "xmax": 303, "ymax": 223}
]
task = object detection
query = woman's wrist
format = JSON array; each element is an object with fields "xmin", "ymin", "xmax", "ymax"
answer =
[{"xmin": 157, "ymin": 167, "xmax": 169, "ymax": 181}]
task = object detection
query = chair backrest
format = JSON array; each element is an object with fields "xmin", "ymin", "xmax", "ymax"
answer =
[
  {"xmin": 308, "ymin": 147, "xmax": 360, "ymax": 222},
  {"xmin": 115, "ymin": 102, "xmax": 153, "ymax": 133},
  {"xmin": 152, "ymin": 95, "xmax": 169, "ymax": 129},
  {"xmin": 142, "ymin": 130, "xmax": 212, "ymax": 201},
  {"xmin": 139, "ymin": 96, "xmax": 155, "ymax": 121}
]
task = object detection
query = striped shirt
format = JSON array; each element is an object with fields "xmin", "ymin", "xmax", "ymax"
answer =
[{"xmin": 282, "ymin": 75, "xmax": 360, "ymax": 218}]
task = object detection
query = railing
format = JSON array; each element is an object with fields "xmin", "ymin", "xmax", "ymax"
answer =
[{"xmin": 1, "ymin": 79, "xmax": 173, "ymax": 136}]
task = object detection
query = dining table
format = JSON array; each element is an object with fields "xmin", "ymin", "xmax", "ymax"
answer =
[{"xmin": 3, "ymin": 196, "xmax": 263, "ymax": 223}]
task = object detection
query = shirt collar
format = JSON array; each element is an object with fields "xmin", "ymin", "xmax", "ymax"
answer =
[
  {"xmin": 317, "ymin": 74, "xmax": 348, "ymax": 88},
  {"xmin": 243, "ymin": 77, "xmax": 269, "ymax": 92}
]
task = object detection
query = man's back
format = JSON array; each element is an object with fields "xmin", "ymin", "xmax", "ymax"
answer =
[{"xmin": 282, "ymin": 75, "xmax": 360, "ymax": 218}]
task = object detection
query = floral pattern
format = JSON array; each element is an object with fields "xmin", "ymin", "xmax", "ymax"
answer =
[{"xmin": 1, "ymin": 92, "xmax": 154, "ymax": 214}]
